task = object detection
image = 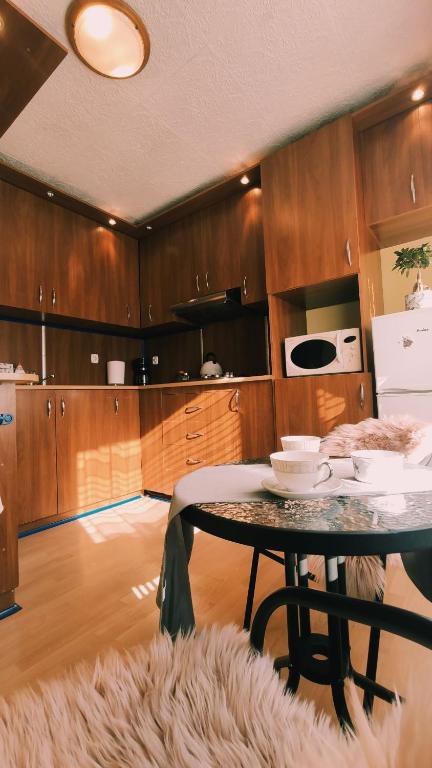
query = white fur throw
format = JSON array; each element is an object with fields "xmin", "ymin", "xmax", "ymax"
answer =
[
  {"xmin": 322, "ymin": 416, "xmax": 432, "ymax": 463},
  {"xmin": 0, "ymin": 625, "xmax": 430, "ymax": 767}
]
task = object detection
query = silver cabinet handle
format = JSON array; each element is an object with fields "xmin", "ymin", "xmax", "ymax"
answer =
[
  {"xmin": 114, "ymin": 396, "xmax": 119, "ymax": 415},
  {"xmin": 126, "ymin": 304, "xmax": 131, "ymax": 321},
  {"xmin": 61, "ymin": 397, "xmax": 65, "ymax": 417},
  {"xmin": 47, "ymin": 398, "xmax": 52, "ymax": 418},
  {"xmin": 359, "ymin": 383, "xmax": 365, "ymax": 409},
  {"xmin": 195, "ymin": 274, "xmax": 200, "ymax": 293},
  {"xmin": 186, "ymin": 432, "xmax": 203, "ymax": 440},
  {"xmin": 230, "ymin": 389, "xmax": 240, "ymax": 412},
  {"xmin": 148, "ymin": 304, "xmax": 152, "ymax": 322},
  {"xmin": 345, "ymin": 239, "xmax": 352, "ymax": 267},
  {"xmin": 38, "ymin": 285, "xmax": 43, "ymax": 305},
  {"xmin": 410, "ymin": 173, "xmax": 416, "ymax": 204},
  {"xmin": 186, "ymin": 458, "xmax": 203, "ymax": 466},
  {"xmin": 52, "ymin": 288, "xmax": 56, "ymax": 307},
  {"xmin": 185, "ymin": 405, "xmax": 202, "ymax": 414},
  {"xmin": 243, "ymin": 276, "xmax": 247, "ymax": 297},
  {"xmin": 205, "ymin": 272, "xmax": 209, "ymax": 290}
]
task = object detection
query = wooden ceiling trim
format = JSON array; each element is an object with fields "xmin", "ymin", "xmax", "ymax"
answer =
[{"xmin": 353, "ymin": 71, "xmax": 432, "ymax": 131}]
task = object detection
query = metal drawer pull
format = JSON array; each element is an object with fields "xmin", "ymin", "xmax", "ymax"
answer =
[
  {"xmin": 126, "ymin": 304, "xmax": 131, "ymax": 321},
  {"xmin": 243, "ymin": 276, "xmax": 247, "ymax": 296},
  {"xmin": 148, "ymin": 304, "xmax": 152, "ymax": 322},
  {"xmin": 345, "ymin": 239, "xmax": 352, "ymax": 267},
  {"xmin": 61, "ymin": 397, "xmax": 65, "ymax": 417},
  {"xmin": 47, "ymin": 398, "xmax": 52, "ymax": 418},
  {"xmin": 114, "ymin": 396, "xmax": 119, "ymax": 415},
  {"xmin": 186, "ymin": 432, "xmax": 203, "ymax": 440},
  {"xmin": 185, "ymin": 405, "xmax": 202, "ymax": 414},
  {"xmin": 38, "ymin": 285, "xmax": 43, "ymax": 304},
  {"xmin": 359, "ymin": 383, "xmax": 365, "ymax": 409},
  {"xmin": 52, "ymin": 288, "xmax": 56, "ymax": 307},
  {"xmin": 230, "ymin": 389, "xmax": 240, "ymax": 412},
  {"xmin": 410, "ymin": 173, "xmax": 416, "ymax": 204},
  {"xmin": 205, "ymin": 272, "xmax": 209, "ymax": 290},
  {"xmin": 195, "ymin": 274, "xmax": 200, "ymax": 293},
  {"xmin": 186, "ymin": 458, "xmax": 203, "ymax": 466}
]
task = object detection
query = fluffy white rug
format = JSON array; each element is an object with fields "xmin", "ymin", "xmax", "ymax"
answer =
[
  {"xmin": 322, "ymin": 416, "xmax": 432, "ymax": 463},
  {"xmin": 0, "ymin": 625, "xmax": 429, "ymax": 767}
]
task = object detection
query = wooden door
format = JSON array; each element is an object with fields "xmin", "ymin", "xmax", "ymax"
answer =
[
  {"xmin": 237, "ymin": 189, "xmax": 266, "ymax": 305},
  {"xmin": 140, "ymin": 232, "xmax": 174, "ymax": 327},
  {"xmin": 262, "ymin": 115, "xmax": 360, "ymax": 293},
  {"xmin": 200, "ymin": 200, "xmax": 238, "ymax": 295},
  {"xmin": 110, "ymin": 391, "xmax": 142, "ymax": 498},
  {"xmin": 360, "ymin": 107, "xmax": 425, "ymax": 224},
  {"xmin": 203, "ymin": 388, "xmax": 242, "ymax": 465},
  {"xmin": 0, "ymin": 385, "xmax": 18, "ymax": 601},
  {"xmin": 16, "ymin": 390, "xmax": 58, "ymax": 525},
  {"xmin": 140, "ymin": 389, "xmax": 163, "ymax": 492},
  {"xmin": 238, "ymin": 381, "xmax": 275, "ymax": 457},
  {"xmin": 56, "ymin": 390, "xmax": 113, "ymax": 515},
  {"xmin": 0, "ymin": 181, "xmax": 49, "ymax": 311},
  {"xmin": 274, "ymin": 373, "xmax": 372, "ymax": 441},
  {"xmin": 96, "ymin": 230, "xmax": 140, "ymax": 328}
]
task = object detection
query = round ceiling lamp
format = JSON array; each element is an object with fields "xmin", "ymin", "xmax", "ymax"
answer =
[{"xmin": 66, "ymin": 0, "xmax": 150, "ymax": 79}]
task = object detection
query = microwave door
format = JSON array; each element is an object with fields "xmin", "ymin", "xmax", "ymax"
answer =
[{"xmin": 287, "ymin": 333, "xmax": 339, "ymax": 376}]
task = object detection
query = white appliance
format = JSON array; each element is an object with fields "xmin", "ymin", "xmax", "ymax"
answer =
[
  {"xmin": 372, "ymin": 308, "xmax": 432, "ymax": 420},
  {"xmin": 284, "ymin": 328, "xmax": 362, "ymax": 377}
]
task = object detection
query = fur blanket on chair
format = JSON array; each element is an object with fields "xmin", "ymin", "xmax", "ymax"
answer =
[
  {"xmin": 321, "ymin": 416, "xmax": 432, "ymax": 463},
  {"xmin": 0, "ymin": 625, "xmax": 430, "ymax": 768}
]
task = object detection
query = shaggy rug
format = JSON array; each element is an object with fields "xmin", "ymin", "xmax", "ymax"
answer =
[
  {"xmin": 0, "ymin": 625, "xmax": 430, "ymax": 767},
  {"xmin": 321, "ymin": 416, "xmax": 432, "ymax": 463}
]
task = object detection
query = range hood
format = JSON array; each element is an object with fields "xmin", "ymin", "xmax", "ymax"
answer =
[{"xmin": 171, "ymin": 287, "xmax": 247, "ymax": 324}]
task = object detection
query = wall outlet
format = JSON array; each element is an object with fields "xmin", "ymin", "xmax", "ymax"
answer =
[
  {"xmin": 152, "ymin": 355, "xmax": 159, "ymax": 365},
  {"xmin": 91, "ymin": 353, "xmax": 99, "ymax": 364}
]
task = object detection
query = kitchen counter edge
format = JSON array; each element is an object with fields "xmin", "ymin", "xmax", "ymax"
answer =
[{"xmin": 18, "ymin": 375, "xmax": 273, "ymax": 391}]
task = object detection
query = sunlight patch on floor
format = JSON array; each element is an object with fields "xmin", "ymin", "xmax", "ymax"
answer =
[{"xmin": 78, "ymin": 495, "xmax": 169, "ymax": 543}]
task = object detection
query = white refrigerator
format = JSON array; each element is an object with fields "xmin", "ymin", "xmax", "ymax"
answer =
[{"xmin": 372, "ymin": 308, "xmax": 432, "ymax": 421}]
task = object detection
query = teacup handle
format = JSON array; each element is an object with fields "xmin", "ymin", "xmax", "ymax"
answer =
[{"xmin": 313, "ymin": 462, "xmax": 333, "ymax": 488}]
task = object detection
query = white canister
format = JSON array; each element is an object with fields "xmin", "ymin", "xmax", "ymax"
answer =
[{"xmin": 107, "ymin": 360, "xmax": 125, "ymax": 386}]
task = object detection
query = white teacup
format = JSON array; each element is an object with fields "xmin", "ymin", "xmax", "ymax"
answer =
[
  {"xmin": 281, "ymin": 435, "xmax": 321, "ymax": 452},
  {"xmin": 270, "ymin": 451, "xmax": 333, "ymax": 491},
  {"xmin": 351, "ymin": 450, "xmax": 404, "ymax": 484}
]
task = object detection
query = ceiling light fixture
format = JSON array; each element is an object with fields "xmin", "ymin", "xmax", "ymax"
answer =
[
  {"xmin": 66, "ymin": 0, "xmax": 150, "ymax": 79},
  {"xmin": 240, "ymin": 174, "xmax": 250, "ymax": 185},
  {"xmin": 411, "ymin": 86, "xmax": 425, "ymax": 102},
  {"xmin": 108, "ymin": 217, "xmax": 116, "ymax": 226}
]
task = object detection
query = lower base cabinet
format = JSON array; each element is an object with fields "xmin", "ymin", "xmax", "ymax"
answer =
[
  {"xmin": 0, "ymin": 384, "xmax": 18, "ymax": 606},
  {"xmin": 274, "ymin": 373, "xmax": 373, "ymax": 442}
]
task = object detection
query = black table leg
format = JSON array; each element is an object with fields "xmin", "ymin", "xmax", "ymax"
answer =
[
  {"xmin": 284, "ymin": 552, "xmax": 300, "ymax": 693},
  {"xmin": 325, "ymin": 556, "xmax": 353, "ymax": 729},
  {"xmin": 243, "ymin": 548, "xmax": 260, "ymax": 631},
  {"xmin": 363, "ymin": 554, "xmax": 387, "ymax": 714},
  {"xmin": 298, "ymin": 554, "xmax": 311, "ymax": 636}
]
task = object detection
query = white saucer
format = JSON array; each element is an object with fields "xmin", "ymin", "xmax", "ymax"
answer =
[{"xmin": 262, "ymin": 476, "xmax": 342, "ymax": 500}]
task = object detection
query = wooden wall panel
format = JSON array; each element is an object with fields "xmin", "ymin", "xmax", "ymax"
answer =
[
  {"xmin": 144, "ymin": 330, "xmax": 201, "ymax": 384},
  {"xmin": 0, "ymin": 320, "xmax": 42, "ymax": 375},
  {"xmin": 203, "ymin": 315, "xmax": 268, "ymax": 377}
]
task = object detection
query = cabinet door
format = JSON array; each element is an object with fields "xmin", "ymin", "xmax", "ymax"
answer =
[
  {"xmin": 110, "ymin": 391, "xmax": 142, "ymax": 498},
  {"xmin": 98, "ymin": 231, "xmax": 140, "ymax": 328},
  {"xmin": 360, "ymin": 107, "xmax": 425, "ymax": 224},
  {"xmin": 0, "ymin": 181, "xmax": 49, "ymax": 311},
  {"xmin": 274, "ymin": 373, "xmax": 372, "ymax": 441},
  {"xmin": 0, "ymin": 385, "xmax": 18, "ymax": 598},
  {"xmin": 140, "ymin": 233, "xmax": 175, "ymax": 327},
  {"xmin": 200, "ymin": 200, "xmax": 238, "ymax": 295},
  {"xmin": 203, "ymin": 388, "xmax": 242, "ymax": 465},
  {"xmin": 262, "ymin": 116, "xmax": 359, "ymax": 293},
  {"xmin": 238, "ymin": 381, "xmax": 275, "ymax": 457},
  {"xmin": 56, "ymin": 390, "xmax": 113, "ymax": 515},
  {"xmin": 418, "ymin": 101, "xmax": 432, "ymax": 208},
  {"xmin": 237, "ymin": 189, "xmax": 266, "ymax": 305},
  {"xmin": 16, "ymin": 390, "xmax": 57, "ymax": 524},
  {"xmin": 140, "ymin": 390, "xmax": 163, "ymax": 492}
]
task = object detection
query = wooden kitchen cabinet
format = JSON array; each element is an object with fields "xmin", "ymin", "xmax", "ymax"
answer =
[
  {"xmin": 274, "ymin": 373, "xmax": 372, "ymax": 441},
  {"xmin": 16, "ymin": 390, "xmax": 58, "ymax": 525},
  {"xmin": 237, "ymin": 189, "xmax": 266, "ymax": 305},
  {"xmin": 140, "ymin": 389, "xmax": 164, "ymax": 492},
  {"xmin": 110, "ymin": 390, "xmax": 142, "ymax": 498},
  {"xmin": 262, "ymin": 115, "xmax": 360, "ymax": 293},
  {"xmin": 0, "ymin": 385, "xmax": 18, "ymax": 607}
]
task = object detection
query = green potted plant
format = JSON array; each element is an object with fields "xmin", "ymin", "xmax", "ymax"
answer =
[{"xmin": 393, "ymin": 243, "xmax": 432, "ymax": 310}]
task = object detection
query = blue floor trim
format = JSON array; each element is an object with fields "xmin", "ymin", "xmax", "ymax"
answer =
[
  {"xmin": 18, "ymin": 495, "xmax": 143, "ymax": 539},
  {"xmin": 0, "ymin": 603, "xmax": 22, "ymax": 621}
]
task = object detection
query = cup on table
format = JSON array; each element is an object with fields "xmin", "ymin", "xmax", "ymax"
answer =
[
  {"xmin": 280, "ymin": 435, "xmax": 321, "ymax": 452},
  {"xmin": 270, "ymin": 451, "xmax": 333, "ymax": 491},
  {"xmin": 351, "ymin": 450, "xmax": 404, "ymax": 484}
]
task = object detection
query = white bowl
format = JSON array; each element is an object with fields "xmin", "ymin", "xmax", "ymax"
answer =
[
  {"xmin": 351, "ymin": 450, "xmax": 404, "ymax": 483},
  {"xmin": 281, "ymin": 435, "xmax": 321, "ymax": 452},
  {"xmin": 270, "ymin": 451, "xmax": 332, "ymax": 491}
]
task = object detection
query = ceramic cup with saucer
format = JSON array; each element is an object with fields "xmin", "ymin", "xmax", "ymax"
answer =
[
  {"xmin": 351, "ymin": 449, "xmax": 404, "ymax": 484},
  {"xmin": 280, "ymin": 435, "xmax": 321, "ymax": 452},
  {"xmin": 270, "ymin": 450, "xmax": 333, "ymax": 492}
]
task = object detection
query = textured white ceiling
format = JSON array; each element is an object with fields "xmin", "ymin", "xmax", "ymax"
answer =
[{"xmin": 1, "ymin": 0, "xmax": 432, "ymax": 223}]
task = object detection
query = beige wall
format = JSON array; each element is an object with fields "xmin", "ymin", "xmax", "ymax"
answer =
[
  {"xmin": 381, "ymin": 235, "xmax": 432, "ymax": 314},
  {"xmin": 306, "ymin": 301, "xmax": 360, "ymax": 333}
]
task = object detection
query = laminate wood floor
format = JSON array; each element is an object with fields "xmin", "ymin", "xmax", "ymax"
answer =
[{"xmin": 1, "ymin": 496, "xmax": 432, "ymax": 726}]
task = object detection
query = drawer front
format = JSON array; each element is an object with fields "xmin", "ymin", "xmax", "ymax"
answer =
[
  {"xmin": 163, "ymin": 443, "xmax": 207, "ymax": 486},
  {"xmin": 162, "ymin": 415, "xmax": 206, "ymax": 446}
]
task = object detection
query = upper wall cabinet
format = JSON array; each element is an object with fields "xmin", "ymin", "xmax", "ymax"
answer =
[
  {"xmin": 261, "ymin": 115, "xmax": 360, "ymax": 294},
  {"xmin": 0, "ymin": 180, "xmax": 140, "ymax": 328}
]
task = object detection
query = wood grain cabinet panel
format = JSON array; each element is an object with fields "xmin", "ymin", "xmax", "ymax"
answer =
[
  {"xmin": 262, "ymin": 115, "xmax": 360, "ymax": 293},
  {"xmin": 110, "ymin": 391, "xmax": 142, "ymax": 498},
  {"xmin": 140, "ymin": 390, "xmax": 163, "ymax": 492},
  {"xmin": 0, "ymin": 385, "xmax": 18, "ymax": 601},
  {"xmin": 274, "ymin": 373, "xmax": 372, "ymax": 441},
  {"xmin": 16, "ymin": 390, "xmax": 58, "ymax": 525}
]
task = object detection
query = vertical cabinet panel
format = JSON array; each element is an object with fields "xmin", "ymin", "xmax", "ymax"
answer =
[
  {"xmin": 262, "ymin": 115, "xmax": 360, "ymax": 293},
  {"xmin": 140, "ymin": 389, "xmax": 163, "ymax": 492},
  {"xmin": 0, "ymin": 385, "xmax": 18, "ymax": 599},
  {"xmin": 237, "ymin": 188, "xmax": 266, "ymax": 305},
  {"xmin": 110, "ymin": 391, "xmax": 142, "ymax": 498},
  {"xmin": 274, "ymin": 374, "xmax": 372, "ymax": 441},
  {"xmin": 16, "ymin": 390, "xmax": 58, "ymax": 525}
]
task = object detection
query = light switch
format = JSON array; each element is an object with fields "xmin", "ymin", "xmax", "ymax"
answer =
[
  {"xmin": 91, "ymin": 354, "xmax": 99, "ymax": 364},
  {"xmin": 152, "ymin": 355, "xmax": 159, "ymax": 365}
]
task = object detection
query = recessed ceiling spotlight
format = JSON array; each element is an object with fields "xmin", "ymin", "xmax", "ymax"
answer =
[
  {"xmin": 411, "ymin": 86, "xmax": 425, "ymax": 102},
  {"xmin": 66, "ymin": 0, "xmax": 150, "ymax": 79},
  {"xmin": 146, "ymin": 225, "xmax": 152, "ymax": 230},
  {"xmin": 46, "ymin": 190, "xmax": 55, "ymax": 198},
  {"xmin": 240, "ymin": 174, "xmax": 250, "ymax": 185},
  {"xmin": 108, "ymin": 217, "xmax": 116, "ymax": 226}
]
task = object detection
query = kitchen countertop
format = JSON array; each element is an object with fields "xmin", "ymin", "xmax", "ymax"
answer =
[{"xmin": 20, "ymin": 375, "xmax": 273, "ymax": 391}]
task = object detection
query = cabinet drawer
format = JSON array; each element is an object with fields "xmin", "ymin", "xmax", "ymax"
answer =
[
  {"xmin": 162, "ymin": 419, "xmax": 206, "ymax": 447},
  {"xmin": 163, "ymin": 443, "xmax": 207, "ymax": 484}
]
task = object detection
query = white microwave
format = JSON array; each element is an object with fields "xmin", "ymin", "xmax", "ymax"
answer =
[{"xmin": 284, "ymin": 328, "xmax": 362, "ymax": 377}]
